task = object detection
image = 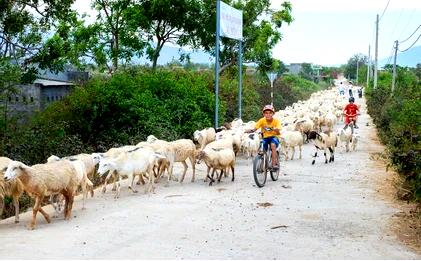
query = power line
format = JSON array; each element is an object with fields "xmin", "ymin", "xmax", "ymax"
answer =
[
  {"xmin": 398, "ymin": 33, "xmax": 421, "ymax": 52},
  {"xmin": 379, "ymin": 0, "xmax": 391, "ymax": 21},
  {"xmin": 398, "ymin": 8, "xmax": 416, "ymax": 40},
  {"xmin": 399, "ymin": 24, "xmax": 421, "ymax": 44},
  {"xmin": 385, "ymin": 44, "xmax": 395, "ymax": 65}
]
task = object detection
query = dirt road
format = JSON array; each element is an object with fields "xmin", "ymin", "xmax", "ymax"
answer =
[{"xmin": 0, "ymin": 97, "xmax": 419, "ymax": 259}]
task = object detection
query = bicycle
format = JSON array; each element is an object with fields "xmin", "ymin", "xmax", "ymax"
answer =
[
  {"xmin": 252, "ymin": 129, "xmax": 281, "ymax": 188},
  {"xmin": 344, "ymin": 113, "xmax": 357, "ymax": 133}
]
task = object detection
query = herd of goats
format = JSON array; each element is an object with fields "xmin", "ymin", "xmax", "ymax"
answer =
[{"xmin": 0, "ymin": 87, "xmax": 360, "ymax": 229}]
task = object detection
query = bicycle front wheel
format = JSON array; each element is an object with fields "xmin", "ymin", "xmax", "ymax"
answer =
[
  {"xmin": 270, "ymin": 151, "xmax": 280, "ymax": 181},
  {"xmin": 253, "ymin": 154, "xmax": 267, "ymax": 187}
]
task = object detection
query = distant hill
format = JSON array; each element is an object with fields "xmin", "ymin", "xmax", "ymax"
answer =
[{"xmin": 379, "ymin": 45, "xmax": 421, "ymax": 68}]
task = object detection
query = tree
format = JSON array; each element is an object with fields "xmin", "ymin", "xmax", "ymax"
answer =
[
  {"xmin": 193, "ymin": 0, "xmax": 293, "ymax": 75},
  {"xmin": 125, "ymin": 0, "xmax": 204, "ymax": 69},
  {"xmin": 299, "ymin": 63, "xmax": 313, "ymax": 81},
  {"xmin": 344, "ymin": 53, "xmax": 367, "ymax": 83},
  {"xmin": 83, "ymin": 0, "xmax": 148, "ymax": 73},
  {"xmin": 414, "ymin": 63, "xmax": 421, "ymax": 82},
  {"xmin": 0, "ymin": 0, "xmax": 78, "ymax": 76}
]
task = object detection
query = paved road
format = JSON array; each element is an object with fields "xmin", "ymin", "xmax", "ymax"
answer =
[{"xmin": 0, "ymin": 97, "xmax": 419, "ymax": 259}]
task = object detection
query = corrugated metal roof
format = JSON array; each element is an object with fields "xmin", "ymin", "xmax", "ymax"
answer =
[{"xmin": 34, "ymin": 79, "xmax": 74, "ymax": 86}]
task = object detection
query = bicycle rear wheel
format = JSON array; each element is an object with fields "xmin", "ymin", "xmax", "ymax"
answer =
[{"xmin": 253, "ymin": 154, "xmax": 267, "ymax": 187}]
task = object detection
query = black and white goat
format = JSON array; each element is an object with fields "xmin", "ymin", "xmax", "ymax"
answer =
[{"xmin": 308, "ymin": 131, "xmax": 338, "ymax": 165}]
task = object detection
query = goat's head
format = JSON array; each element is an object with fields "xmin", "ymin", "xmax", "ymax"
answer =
[
  {"xmin": 97, "ymin": 159, "xmax": 116, "ymax": 177},
  {"xmin": 4, "ymin": 161, "xmax": 24, "ymax": 181}
]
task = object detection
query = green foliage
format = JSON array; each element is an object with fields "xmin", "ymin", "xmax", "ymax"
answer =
[
  {"xmin": 365, "ymin": 68, "xmax": 421, "ymax": 202},
  {"xmin": 344, "ymin": 53, "xmax": 368, "ymax": 83},
  {"xmin": 4, "ymin": 69, "xmax": 219, "ymax": 164}
]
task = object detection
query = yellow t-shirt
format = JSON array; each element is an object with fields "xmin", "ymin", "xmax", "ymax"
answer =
[{"xmin": 255, "ymin": 117, "xmax": 281, "ymax": 138}]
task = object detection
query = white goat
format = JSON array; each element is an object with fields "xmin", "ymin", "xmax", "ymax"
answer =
[
  {"xmin": 0, "ymin": 157, "xmax": 24, "ymax": 223},
  {"xmin": 280, "ymin": 130, "xmax": 303, "ymax": 160},
  {"xmin": 4, "ymin": 160, "xmax": 79, "ymax": 230},
  {"xmin": 197, "ymin": 148, "xmax": 235, "ymax": 186},
  {"xmin": 97, "ymin": 147, "xmax": 165, "ymax": 198},
  {"xmin": 193, "ymin": 127, "xmax": 216, "ymax": 150}
]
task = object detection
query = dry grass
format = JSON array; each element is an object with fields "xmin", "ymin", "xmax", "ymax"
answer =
[{"xmin": 365, "ymin": 129, "xmax": 421, "ymax": 254}]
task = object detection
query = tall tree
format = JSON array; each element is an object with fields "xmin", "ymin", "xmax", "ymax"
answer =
[
  {"xmin": 89, "ymin": 0, "xmax": 148, "ymax": 73},
  {"xmin": 124, "ymin": 0, "xmax": 203, "ymax": 69},
  {"xmin": 344, "ymin": 53, "xmax": 367, "ymax": 83}
]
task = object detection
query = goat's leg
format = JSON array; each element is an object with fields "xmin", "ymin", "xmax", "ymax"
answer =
[
  {"xmin": 65, "ymin": 192, "xmax": 74, "ymax": 220},
  {"xmin": 146, "ymin": 169, "xmax": 155, "ymax": 194},
  {"xmin": 102, "ymin": 171, "xmax": 113, "ymax": 193},
  {"xmin": 62, "ymin": 192, "xmax": 70, "ymax": 219},
  {"xmin": 37, "ymin": 197, "xmax": 51, "ymax": 226},
  {"xmin": 179, "ymin": 161, "xmax": 188, "ymax": 183},
  {"xmin": 231, "ymin": 165, "xmax": 235, "ymax": 182},
  {"xmin": 128, "ymin": 174, "xmax": 138, "ymax": 193},
  {"xmin": 81, "ymin": 181, "xmax": 87, "ymax": 210},
  {"xmin": 115, "ymin": 175, "xmax": 122, "ymax": 199},
  {"xmin": 136, "ymin": 172, "xmax": 146, "ymax": 185},
  {"xmin": 168, "ymin": 161, "xmax": 178, "ymax": 182},
  {"xmin": 312, "ymin": 150, "xmax": 318, "ymax": 165},
  {"xmin": 0, "ymin": 197, "xmax": 4, "ymax": 221},
  {"xmin": 111, "ymin": 171, "xmax": 118, "ymax": 191},
  {"xmin": 291, "ymin": 146, "xmax": 295, "ymax": 160},
  {"xmin": 189, "ymin": 156, "xmax": 196, "ymax": 183},
  {"xmin": 208, "ymin": 169, "xmax": 216, "ymax": 185},
  {"xmin": 324, "ymin": 148, "xmax": 328, "ymax": 164},
  {"xmin": 28, "ymin": 196, "xmax": 42, "ymax": 230},
  {"xmin": 13, "ymin": 195, "xmax": 20, "ymax": 223},
  {"xmin": 329, "ymin": 147, "xmax": 335, "ymax": 162},
  {"xmin": 299, "ymin": 145, "xmax": 302, "ymax": 159},
  {"xmin": 217, "ymin": 169, "xmax": 224, "ymax": 183}
]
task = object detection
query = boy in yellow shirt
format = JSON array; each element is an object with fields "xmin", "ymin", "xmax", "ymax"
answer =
[{"xmin": 245, "ymin": 104, "xmax": 281, "ymax": 169}]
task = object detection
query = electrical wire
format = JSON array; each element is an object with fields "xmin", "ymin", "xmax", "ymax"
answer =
[
  {"xmin": 385, "ymin": 44, "xmax": 395, "ymax": 65},
  {"xmin": 379, "ymin": 0, "xmax": 391, "ymax": 21},
  {"xmin": 399, "ymin": 24, "xmax": 421, "ymax": 44},
  {"xmin": 398, "ymin": 33, "xmax": 421, "ymax": 52}
]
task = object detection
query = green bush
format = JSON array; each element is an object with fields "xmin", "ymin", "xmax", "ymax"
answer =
[
  {"xmin": 365, "ymin": 68, "xmax": 421, "ymax": 202},
  {"xmin": 4, "ymin": 69, "xmax": 220, "ymax": 164}
]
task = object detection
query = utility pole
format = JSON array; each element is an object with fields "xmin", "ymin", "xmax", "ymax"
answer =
[
  {"xmin": 392, "ymin": 40, "xmax": 398, "ymax": 95},
  {"xmin": 374, "ymin": 14, "xmax": 379, "ymax": 89},
  {"xmin": 356, "ymin": 59, "xmax": 359, "ymax": 85},
  {"xmin": 367, "ymin": 45, "xmax": 370, "ymax": 87}
]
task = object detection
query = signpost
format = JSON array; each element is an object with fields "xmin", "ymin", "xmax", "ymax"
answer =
[
  {"xmin": 214, "ymin": 0, "xmax": 243, "ymax": 128},
  {"xmin": 266, "ymin": 72, "xmax": 277, "ymax": 106}
]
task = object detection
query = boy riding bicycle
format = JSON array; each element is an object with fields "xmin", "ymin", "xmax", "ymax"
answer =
[
  {"xmin": 245, "ymin": 104, "xmax": 281, "ymax": 169},
  {"xmin": 343, "ymin": 97, "xmax": 360, "ymax": 132}
]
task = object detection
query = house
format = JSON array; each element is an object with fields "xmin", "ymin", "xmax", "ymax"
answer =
[
  {"xmin": 6, "ymin": 79, "xmax": 74, "ymax": 115},
  {"xmin": 288, "ymin": 63, "xmax": 303, "ymax": 75},
  {"xmin": 3, "ymin": 69, "xmax": 89, "ymax": 117}
]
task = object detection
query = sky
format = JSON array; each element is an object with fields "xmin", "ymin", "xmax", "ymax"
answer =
[
  {"xmin": 272, "ymin": 0, "xmax": 421, "ymax": 66},
  {"xmin": 72, "ymin": 0, "xmax": 421, "ymax": 66}
]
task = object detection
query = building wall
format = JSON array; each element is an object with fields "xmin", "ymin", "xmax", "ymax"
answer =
[
  {"xmin": 289, "ymin": 63, "xmax": 302, "ymax": 75},
  {"xmin": 6, "ymin": 84, "xmax": 42, "ymax": 114},
  {"xmin": 39, "ymin": 84, "xmax": 71, "ymax": 110}
]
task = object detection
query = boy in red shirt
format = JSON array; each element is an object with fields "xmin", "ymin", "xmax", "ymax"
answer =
[{"xmin": 343, "ymin": 97, "xmax": 360, "ymax": 132}]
